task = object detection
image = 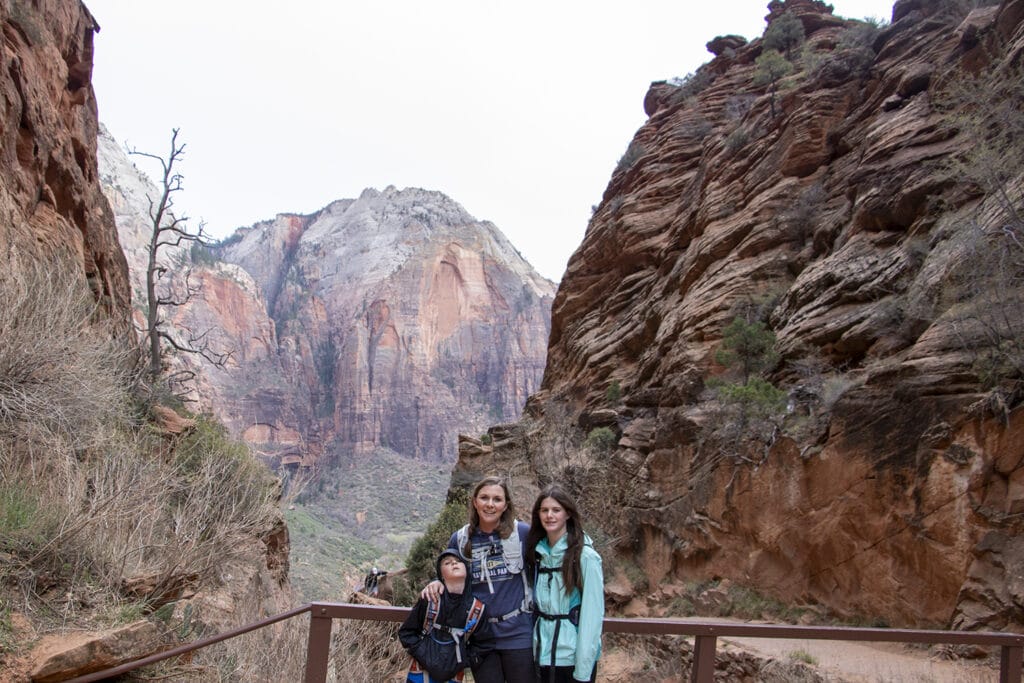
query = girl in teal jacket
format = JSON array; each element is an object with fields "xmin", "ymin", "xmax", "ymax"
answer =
[{"xmin": 525, "ymin": 484, "xmax": 604, "ymax": 683}]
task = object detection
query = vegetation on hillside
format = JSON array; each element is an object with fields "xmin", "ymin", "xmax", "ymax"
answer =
[
  {"xmin": 288, "ymin": 448, "xmax": 451, "ymax": 602},
  {"xmin": 934, "ymin": 57, "xmax": 1024, "ymax": 413},
  {"xmin": 0, "ymin": 262, "xmax": 296, "ymax": 679}
]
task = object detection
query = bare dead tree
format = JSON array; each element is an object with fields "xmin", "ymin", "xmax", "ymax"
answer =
[{"xmin": 129, "ymin": 129, "xmax": 230, "ymax": 388}]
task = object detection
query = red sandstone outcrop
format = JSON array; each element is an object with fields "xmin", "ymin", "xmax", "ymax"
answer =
[
  {"xmin": 27, "ymin": 620, "xmax": 169, "ymax": 683},
  {"xmin": 0, "ymin": 3, "xmax": 299, "ymax": 679},
  {"xmin": 100, "ymin": 126, "xmax": 557, "ymax": 469},
  {"xmin": 0, "ymin": 0, "xmax": 130, "ymax": 334},
  {"xmin": 462, "ymin": 0, "xmax": 1024, "ymax": 632}
]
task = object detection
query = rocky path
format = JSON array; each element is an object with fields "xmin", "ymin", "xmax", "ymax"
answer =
[
  {"xmin": 715, "ymin": 626, "xmax": 1000, "ymax": 682},
  {"xmin": 597, "ymin": 613, "xmax": 1005, "ymax": 682}
]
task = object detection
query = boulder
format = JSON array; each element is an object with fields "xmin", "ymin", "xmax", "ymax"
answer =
[{"xmin": 29, "ymin": 621, "xmax": 167, "ymax": 683}]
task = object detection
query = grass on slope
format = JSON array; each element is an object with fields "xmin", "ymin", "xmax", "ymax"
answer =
[{"xmin": 286, "ymin": 448, "xmax": 452, "ymax": 602}]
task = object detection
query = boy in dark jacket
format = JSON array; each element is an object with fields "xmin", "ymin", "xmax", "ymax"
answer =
[{"xmin": 400, "ymin": 549, "xmax": 495, "ymax": 682}]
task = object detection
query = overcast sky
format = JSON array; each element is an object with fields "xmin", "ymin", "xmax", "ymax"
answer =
[{"xmin": 85, "ymin": 1, "xmax": 895, "ymax": 282}]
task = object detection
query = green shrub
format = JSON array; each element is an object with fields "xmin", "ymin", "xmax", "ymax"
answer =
[
  {"xmin": 397, "ymin": 489, "xmax": 469, "ymax": 605},
  {"xmin": 189, "ymin": 242, "xmax": 220, "ymax": 266},
  {"xmin": 715, "ymin": 317, "xmax": 779, "ymax": 382},
  {"xmin": 763, "ymin": 11, "xmax": 805, "ymax": 59},
  {"xmin": 584, "ymin": 426, "xmax": 618, "ymax": 452},
  {"xmin": 0, "ymin": 604, "xmax": 13, "ymax": 655},
  {"xmin": 788, "ymin": 649, "xmax": 818, "ymax": 665},
  {"xmin": 753, "ymin": 50, "xmax": 795, "ymax": 117},
  {"xmin": 605, "ymin": 380, "xmax": 622, "ymax": 406},
  {"xmin": 724, "ymin": 127, "xmax": 751, "ymax": 154},
  {"xmin": 614, "ymin": 141, "xmax": 646, "ymax": 176},
  {"xmin": 715, "ymin": 377, "xmax": 788, "ymax": 418},
  {"xmin": 0, "ymin": 484, "xmax": 58, "ymax": 555},
  {"xmin": 669, "ymin": 68, "xmax": 715, "ymax": 100}
]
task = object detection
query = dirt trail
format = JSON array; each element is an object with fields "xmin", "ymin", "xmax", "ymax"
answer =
[{"xmin": 711, "ymin": 620, "xmax": 1001, "ymax": 682}]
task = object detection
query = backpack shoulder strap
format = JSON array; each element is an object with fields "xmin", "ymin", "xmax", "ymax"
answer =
[
  {"xmin": 464, "ymin": 598, "xmax": 486, "ymax": 636},
  {"xmin": 456, "ymin": 524, "xmax": 470, "ymax": 555},
  {"xmin": 422, "ymin": 597, "xmax": 440, "ymax": 634}
]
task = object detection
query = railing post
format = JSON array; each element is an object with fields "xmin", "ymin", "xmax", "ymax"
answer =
[
  {"xmin": 1000, "ymin": 645, "xmax": 1022, "ymax": 683},
  {"xmin": 304, "ymin": 605, "xmax": 333, "ymax": 683},
  {"xmin": 691, "ymin": 634, "xmax": 717, "ymax": 683}
]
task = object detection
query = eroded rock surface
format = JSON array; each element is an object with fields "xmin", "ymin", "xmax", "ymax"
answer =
[
  {"xmin": 100, "ymin": 127, "xmax": 556, "ymax": 467},
  {"xmin": 467, "ymin": 0, "xmax": 1024, "ymax": 631},
  {"xmin": 0, "ymin": 0, "xmax": 130, "ymax": 333}
]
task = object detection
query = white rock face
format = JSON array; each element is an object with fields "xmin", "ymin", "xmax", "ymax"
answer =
[
  {"xmin": 100, "ymin": 125, "xmax": 556, "ymax": 466},
  {"xmin": 97, "ymin": 124, "xmax": 187, "ymax": 303},
  {"xmin": 219, "ymin": 185, "xmax": 557, "ymax": 463}
]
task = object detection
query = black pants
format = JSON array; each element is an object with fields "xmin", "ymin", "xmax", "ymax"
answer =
[
  {"xmin": 537, "ymin": 664, "xmax": 597, "ymax": 683},
  {"xmin": 471, "ymin": 647, "xmax": 535, "ymax": 683}
]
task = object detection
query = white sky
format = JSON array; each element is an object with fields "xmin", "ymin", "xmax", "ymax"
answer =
[{"xmin": 85, "ymin": 1, "xmax": 895, "ymax": 282}]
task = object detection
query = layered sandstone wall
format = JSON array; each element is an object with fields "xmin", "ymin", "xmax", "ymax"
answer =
[
  {"xmin": 101, "ymin": 124, "xmax": 557, "ymax": 469},
  {"xmin": 0, "ymin": 0, "xmax": 129, "ymax": 330},
  {"xmin": 470, "ymin": 0, "xmax": 1024, "ymax": 631}
]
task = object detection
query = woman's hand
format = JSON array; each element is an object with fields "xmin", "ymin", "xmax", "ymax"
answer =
[{"xmin": 420, "ymin": 579, "xmax": 443, "ymax": 601}]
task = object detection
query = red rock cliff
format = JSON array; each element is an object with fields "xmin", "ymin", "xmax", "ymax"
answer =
[
  {"xmin": 100, "ymin": 136, "xmax": 557, "ymax": 470},
  {"xmin": 469, "ymin": 0, "xmax": 1024, "ymax": 631},
  {"xmin": 0, "ymin": 0, "xmax": 129, "ymax": 329}
]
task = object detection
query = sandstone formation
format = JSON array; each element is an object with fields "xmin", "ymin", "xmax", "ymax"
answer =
[
  {"xmin": 0, "ymin": 0, "xmax": 130, "ymax": 334},
  {"xmin": 216, "ymin": 186, "xmax": 555, "ymax": 465},
  {"xmin": 0, "ymin": 2, "xmax": 299, "ymax": 679},
  {"xmin": 460, "ymin": 0, "xmax": 1024, "ymax": 632},
  {"xmin": 99, "ymin": 125, "xmax": 557, "ymax": 469},
  {"xmin": 28, "ymin": 621, "xmax": 169, "ymax": 683}
]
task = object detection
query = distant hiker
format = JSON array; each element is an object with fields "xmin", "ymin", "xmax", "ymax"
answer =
[
  {"xmin": 400, "ymin": 548, "xmax": 495, "ymax": 683},
  {"xmin": 526, "ymin": 484, "xmax": 604, "ymax": 683},
  {"xmin": 364, "ymin": 566, "xmax": 386, "ymax": 596},
  {"xmin": 421, "ymin": 475, "xmax": 535, "ymax": 682}
]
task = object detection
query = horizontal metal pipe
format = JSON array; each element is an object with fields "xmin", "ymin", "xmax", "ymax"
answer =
[
  {"xmin": 63, "ymin": 603, "xmax": 313, "ymax": 683},
  {"xmin": 62, "ymin": 601, "xmax": 1024, "ymax": 682}
]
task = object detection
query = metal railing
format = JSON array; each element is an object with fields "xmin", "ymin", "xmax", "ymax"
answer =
[{"xmin": 66, "ymin": 601, "xmax": 1024, "ymax": 683}]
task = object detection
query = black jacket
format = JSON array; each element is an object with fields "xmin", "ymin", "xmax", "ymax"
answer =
[{"xmin": 399, "ymin": 551, "xmax": 495, "ymax": 680}]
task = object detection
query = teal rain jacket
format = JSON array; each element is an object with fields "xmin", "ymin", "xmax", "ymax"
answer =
[{"xmin": 532, "ymin": 533, "xmax": 604, "ymax": 680}]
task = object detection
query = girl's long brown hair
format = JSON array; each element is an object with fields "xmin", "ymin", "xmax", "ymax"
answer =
[
  {"xmin": 525, "ymin": 483, "xmax": 585, "ymax": 595},
  {"xmin": 463, "ymin": 475, "xmax": 517, "ymax": 556}
]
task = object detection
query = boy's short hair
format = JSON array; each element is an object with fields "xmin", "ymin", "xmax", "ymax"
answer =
[{"xmin": 436, "ymin": 548, "xmax": 464, "ymax": 580}]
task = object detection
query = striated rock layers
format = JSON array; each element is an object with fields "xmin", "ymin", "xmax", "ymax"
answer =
[
  {"xmin": 462, "ymin": 0, "xmax": 1024, "ymax": 631},
  {"xmin": 0, "ymin": 0, "xmax": 130, "ymax": 333},
  {"xmin": 1, "ymin": 2, "xmax": 297, "ymax": 678},
  {"xmin": 99, "ymin": 127, "xmax": 556, "ymax": 468},
  {"xmin": 216, "ymin": 186, "xmax": 555, "ymax": 466}
]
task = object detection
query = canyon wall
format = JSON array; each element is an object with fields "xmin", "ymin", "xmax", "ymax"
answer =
[
  {"xmin": 0, "ymin": 0, "xmax": 129, "ymax": 331},
  {"xmin": 459, "ymin": 0, "xmax": 1024, "ymax": 632},
  {"xmin": 100, "ymin": 129, "xmax": 556, "ymax": 468}
]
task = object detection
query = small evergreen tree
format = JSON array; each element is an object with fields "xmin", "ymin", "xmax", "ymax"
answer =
[
  {"xmin": 605, "ymin": 380, "xmax": 622, "ymax": 405},
  {"xmin": 715, "ymin": 317, "xmax": 779, "ymax": 382},
  {"xmin": 763, "ymin": 12, "xmax": 805, "ymax": 60},
  {"xmin": 584, "ymin": 426, "xmax": 618, "ymax": 453},
  {"xmin": 753, "ymin": 50, "xmax": 794, "ymax": 117}
]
